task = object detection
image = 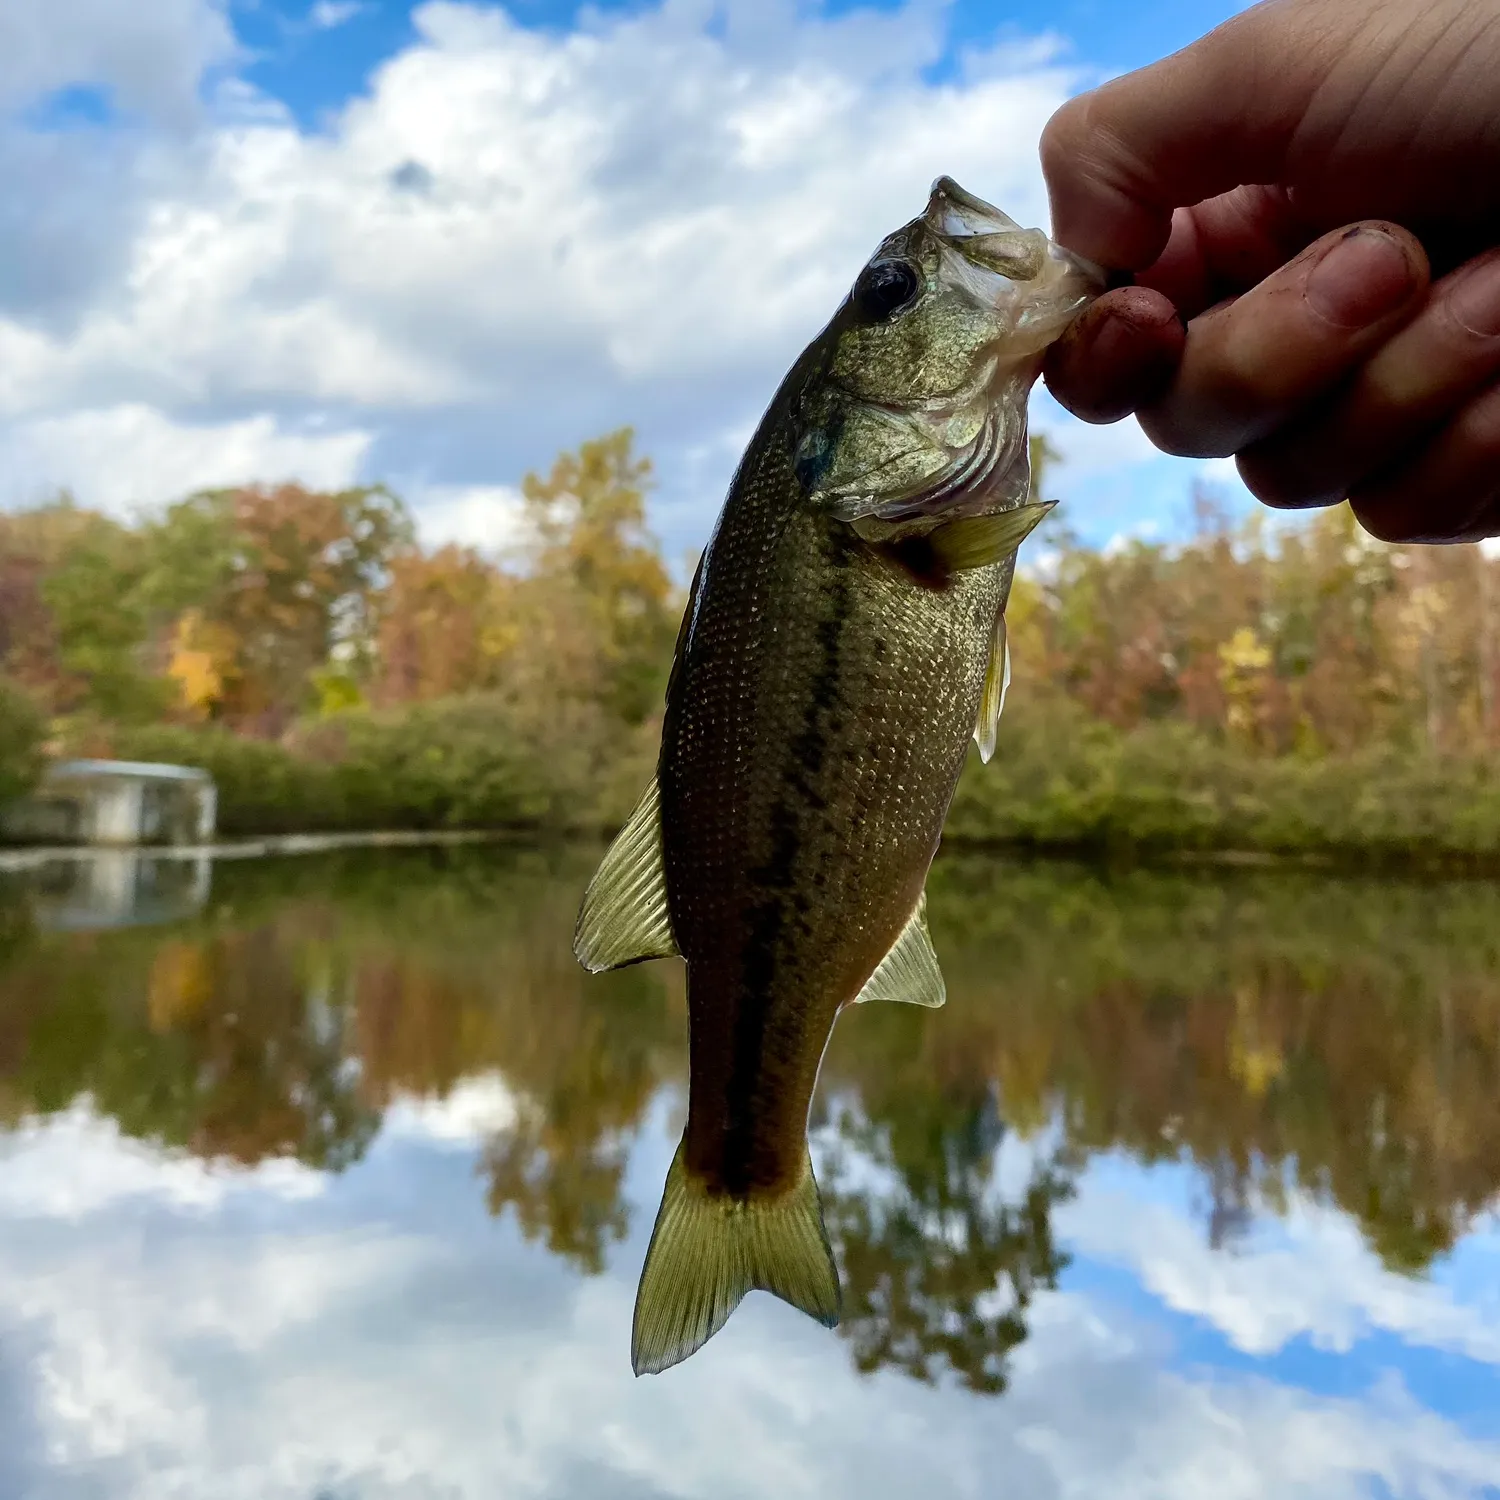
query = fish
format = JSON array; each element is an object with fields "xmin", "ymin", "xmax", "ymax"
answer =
[{"xmin": 573, "ymin": 177, "xmax": 1102, "ymax": 1375}]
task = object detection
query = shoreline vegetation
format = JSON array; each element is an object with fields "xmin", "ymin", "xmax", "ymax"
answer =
[
  {"xmin": 5, "ymin": 428, "xmax": 1500, "ymax": 869},
  {"xmin": 95, "ymin": 701, "xmax": 1500, "ymax": 876}
]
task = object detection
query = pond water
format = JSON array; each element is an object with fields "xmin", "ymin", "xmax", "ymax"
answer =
[{"xmin": 1, "ymin": 843, "xmax": 1499, "ymax": 1498}]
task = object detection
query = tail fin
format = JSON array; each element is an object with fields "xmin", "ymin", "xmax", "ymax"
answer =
[{"xmin": 631, "ymin": 1141, "xmax": 841, "ymax": 1375}]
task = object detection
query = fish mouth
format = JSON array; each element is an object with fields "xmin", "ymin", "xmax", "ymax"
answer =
[
  {"xmin": 927, "ymin": 175, "xmax": 1026, "ymax": 241},
  {"xmin": 926, "ymin": 175, "xmax": 1106, "ymax": 292}
]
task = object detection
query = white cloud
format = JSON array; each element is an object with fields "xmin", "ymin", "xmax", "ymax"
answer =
[
  {"xmin": 0, "ymin": 1103, "xmax": 325, "ymax": 1218},
  {"xmin": 0, "ymin": 404, "xmax": 372, "ymax": 515},
  {"xmin": 383, "ymin": 1071, "xmax": 520, "ymax": 1142},
  {"xmin": 405, "ymin": 481, "xmax": 526, "ymax": 554},
  {"xmin": 0, "ymin": 0, "xmax": 1331, "ymax": 555},
  {"xmin": 309, "ymin": 0, "xmax": 364, "ymax": 30},
  {"xmin": 0, "ymin": 0, "xmax": 1088, "ymax": 549},
  {"xmin": 0, "ymin": 0, "xmax": 234, "ymax": 119}
]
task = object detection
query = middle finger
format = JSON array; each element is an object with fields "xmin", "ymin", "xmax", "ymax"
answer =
[
  {"xmin": 1238, "ymin": 247, "xmax": 1500, "ymax": 508},
  {"xmin": 1137, "ymin": 222, "xmax": 1429, "ymax": 459}
]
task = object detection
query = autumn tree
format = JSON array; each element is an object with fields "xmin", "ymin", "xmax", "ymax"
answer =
[
  {"xmin": 514, "ymin": 428, "xmax": 679, "ymax": 727},
  {"xmin": 0, "ymin": 499, "xmax": 167, "ymax": 725},
  {"xmin": 145, "ymin": 483, "xmax": 413, "ymax": 733},
  {"xmin": 1003, "ymin": 481, "xmax": 1500, "ymax": 758},
  {"xmin": 0, "ymin": 676, "xmax": 45, "ymax": 806},
  {"xmin": 372, "ymin": 544, "xmax": 510, "ymax": 706},
  {"xmin": 0, "ymin": 541, "xmax": 60, "ymax": 704}
]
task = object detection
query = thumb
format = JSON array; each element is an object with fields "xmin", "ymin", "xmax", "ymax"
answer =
[{"xmin": 1040, "ymin": 1, "xmax": 1332, "ymax": 269}]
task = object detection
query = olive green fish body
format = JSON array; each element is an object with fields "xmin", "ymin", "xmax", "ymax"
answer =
[
  {"xmin": 572, "ymin": 176, "xmax": 1102, "ymax": 1375},
  {"xmin": 662, "ymin": 404, "xmax": 1010, "ymax": 1203}
]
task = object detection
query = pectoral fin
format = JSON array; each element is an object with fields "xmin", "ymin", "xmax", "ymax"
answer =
[
  {"xmin": 853, "ymin": 891, "xmax": 945, "ymax": 1008},
  {"xmin": 973, "ymin": 612, "xmax": 1011, "ymax": 764},
  {"xmin": 928, "ymin": 500, "xmax": 1053, "ymax": 573},
  {"xmin": 573, "ymin": 776, "xmax": 678, "ymax": 972}
]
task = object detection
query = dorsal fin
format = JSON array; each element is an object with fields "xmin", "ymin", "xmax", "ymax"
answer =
[
  {"xmin": 573, "ymin": 776, "xmax": 678, "ymax": 973},
  {"xmin": 665, "ymin": 548, "xmax": 708, "ymax": 713},
  {"xmin": 973, "ymin": 611, "xmax": 1010, "ymax": 764},
  {"xmin": 853, "ymin": 891, "xmax": 945, "ymax": 1007}
]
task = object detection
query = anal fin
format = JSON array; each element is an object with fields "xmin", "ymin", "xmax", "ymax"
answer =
[
  {"xmin": 632, "ymin": 1142, "xmax": 840, "ymax": 1375},
  {"xmin": 573, "ymin": 776, "xmax": 678, "ymax": 973},
  {"xmin": 853, "ymin": 891, "xmax": 945, "ymax": 1008}
]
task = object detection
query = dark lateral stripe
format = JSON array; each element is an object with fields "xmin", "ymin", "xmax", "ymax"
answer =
[{"xmin": 723, "ymin": 530, "xmax": 854, "ymax": 1195}]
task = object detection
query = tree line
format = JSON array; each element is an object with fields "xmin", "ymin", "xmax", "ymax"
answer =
[
  {"xmin": 3, "ymin": 429, "xmax": 1499, "ymax": 849},
  {"xmin": 0, "ymin": 428, "xmax": 676, "ymax": 744}
]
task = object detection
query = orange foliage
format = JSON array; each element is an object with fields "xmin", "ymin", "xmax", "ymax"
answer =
[{"xmin": 373, "ymin": 545, "xmax": 509, "ymax": 706}]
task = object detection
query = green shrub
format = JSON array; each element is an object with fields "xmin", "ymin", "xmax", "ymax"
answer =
[
  {"xmin": 948, "ymin": 695, "xmax": 1500, "ymax": 867},
  {"xmin": 101, "ymin": 688, "xmax": 1500, "ymax": 867},
  {"xmin": 111, "ymin": 692, "xmax": 656, "ymax": 838},
  {"xmin": 0, "ymin": 678, "xmax": 46, "ymax": 810},
  {"xmin": 108, "ymin": 724, "xmax": 344, "ymax": 837}
]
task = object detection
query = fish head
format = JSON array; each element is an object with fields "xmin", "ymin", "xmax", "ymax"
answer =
[{"xmin": 794, "ymin": 176, "xmax": 1104, "ymax": 531}]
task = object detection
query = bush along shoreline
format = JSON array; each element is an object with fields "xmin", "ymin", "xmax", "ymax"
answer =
[
  {"xmin": 103, "ymin": 694, "xmax": 658, "ymax": 841},
  {"xmin": 942, "ymin": 699, "xmax": 1500, "ymax": 873},
  {"xmin": 0, "ymin": 692, "xmax": 1489, "ymax": 874}
]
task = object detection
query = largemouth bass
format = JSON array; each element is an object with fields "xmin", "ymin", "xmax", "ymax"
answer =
[{"xmin": 574, "ymin": 177, "xmax": 1101, "ymax": 1375}]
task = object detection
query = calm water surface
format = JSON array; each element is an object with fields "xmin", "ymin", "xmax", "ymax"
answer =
[{"xmin": 2, "ymin": 843, "xmax": 1500, "ymax": 1498}]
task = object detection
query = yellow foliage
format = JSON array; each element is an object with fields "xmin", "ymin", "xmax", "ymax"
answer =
[
  {"xmin": 312, "ymin": 668, "xmax": 366, "ymax": 716},
  {"xmin": 1218, "ymin": 626, "xmax": 1272, "ymax": 676},
  {"xmin": 1219, "ymin": 626, "xmax": 1273, "ymax": 743},
  {"xmin": 1228, "ymin": 985, "xmax": 1283, "ymax": 1099},
  {"xmin": 168, "ymin": 609, "xmax": 237, "ymax": 718},
  {"xmin": 147, "ymin": 941, "xmax": 214, "ymax": 1032}
]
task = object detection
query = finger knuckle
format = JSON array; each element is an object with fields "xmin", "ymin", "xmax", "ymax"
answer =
[
  {"xmin": 1456, "ymin": 383, "xmax": 1500, "ymax": 453},
  {"xmin": 1350, "ymin": 500, "xmax": 1410, "ymax": 545},
  {"xmin": 1235, "ymin": 453, "xmax": 1339, "ymax": 510}
]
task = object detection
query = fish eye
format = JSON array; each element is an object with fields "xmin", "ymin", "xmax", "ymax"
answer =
[{"xmin": 851, "ymin": 260, "xmax": 921, "ymax": 324}]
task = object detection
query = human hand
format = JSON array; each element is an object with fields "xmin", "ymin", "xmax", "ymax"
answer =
[{"xmin": 1038, "ymin": 0, "xmax": 1500, "ymax": 543}]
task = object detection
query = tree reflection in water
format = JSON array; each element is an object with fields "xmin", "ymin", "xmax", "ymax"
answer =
[
  {"xmin": 4, "ymin": 846, "xmax": 1500, "ymax": 1395},
  {"xmin": 818, "ymin": 1083, "xmax": 1075, "ymax": 1394}
]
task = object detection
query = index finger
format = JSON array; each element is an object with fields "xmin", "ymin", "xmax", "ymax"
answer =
[{"xmin": 1039, "ymin": 2, "xmax": 1329, "ymax": 267}]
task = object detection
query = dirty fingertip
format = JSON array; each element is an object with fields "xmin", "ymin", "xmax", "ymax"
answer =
[{"xmin": 1044, "ymin": 287, "xmax": 1185, "ymax": 424}]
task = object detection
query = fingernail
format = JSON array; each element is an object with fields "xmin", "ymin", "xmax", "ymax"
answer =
[
  {"xmin": 1305, "ymin": 227, "xmax": 1416, "ymax": 328},
  {"xmin": 1449, "ymin": 253, "xmax": 1500, "ymax": 337}
]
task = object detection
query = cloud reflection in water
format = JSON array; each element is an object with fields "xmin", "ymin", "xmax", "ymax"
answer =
[{"xmin": 0, "ymin": 845, "xmax": 1498, "ymax": 1497}]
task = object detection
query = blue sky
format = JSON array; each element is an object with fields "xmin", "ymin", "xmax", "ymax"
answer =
[
  {"xmin": 234, "ymin": 0, "xmax": 1251, "ymax": 125},
  {"xmin": 0, "ymin": 0, "xmax": 1261, "ymax": 559}
]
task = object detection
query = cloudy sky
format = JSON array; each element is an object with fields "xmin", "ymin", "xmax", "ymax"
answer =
[{"xmin": 0, "ymin": 0, "xmax": 1259, "ymax": 562}]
